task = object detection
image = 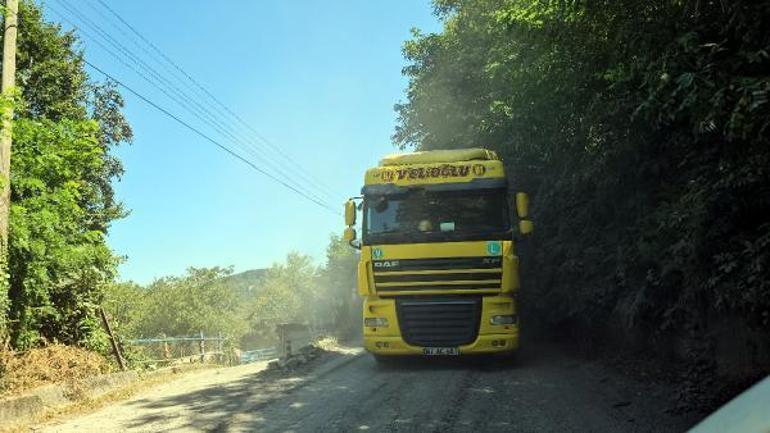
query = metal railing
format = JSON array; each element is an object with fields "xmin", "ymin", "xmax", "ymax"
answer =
[
  {"xmin": 127, "ymin": 331, "xmax": 226, "ymax": 364},
  {"xmin": 239, "ymin": 347, "xmax": 278, "ymax": 364},
  {"xmin": 124, "ymin": 325, "xmax": 317, "ymax": 366}
]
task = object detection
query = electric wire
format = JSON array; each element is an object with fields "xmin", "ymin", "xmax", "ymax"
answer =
[
  {"xmin": 47, "ymin": 4, "xmax": 279, "ymax": 179},
  {"xmin": 89, "ymin": 0, "xmax": 339, "ymax": 200},
  {"xmin": 84, "ymin": 60, "xmax": 341, "ymax": 216},
  {"xmin": 44, "ymin": 3, "xmax": 340, "ymax": 215},
  {"xmin": 47, "ymin": 1, "xmax": 337, "ymax": 209},
  {"xmin": 48, "ymin": 0, "xmax": 331, "ymax": 208}
]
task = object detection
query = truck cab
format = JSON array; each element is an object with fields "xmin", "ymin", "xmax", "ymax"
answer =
[{"xmin": 344, "ymin": 148, "xmax": 532, "ymax": 358}]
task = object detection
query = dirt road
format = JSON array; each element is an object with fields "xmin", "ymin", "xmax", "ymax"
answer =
[{"xmin": 38, "ymin": 345, "xmax": 699, "ymax": 432}]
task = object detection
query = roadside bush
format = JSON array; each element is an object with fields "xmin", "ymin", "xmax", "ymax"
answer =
[
  {"xmin": 0, "ymin": 344, "xmax": 110, "ymax": 396},
  {"xmin": 396, "ymin": 0, "xmax": 770, "ymax": 389}
]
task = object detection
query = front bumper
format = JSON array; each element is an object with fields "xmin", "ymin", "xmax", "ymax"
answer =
[
  {"xmin": 363, "ymin": 293, "xmax": 519, "ymax": 356},
  {"xmin": 364, "ymin": 330, "xmax": 519, "ymax": 356}
]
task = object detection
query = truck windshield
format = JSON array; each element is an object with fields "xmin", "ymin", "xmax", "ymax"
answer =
[{"xmin": 363, "ymin": 188, "xmax": 510, "ymax": 244}]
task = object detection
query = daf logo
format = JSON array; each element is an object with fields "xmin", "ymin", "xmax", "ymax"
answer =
[
  {"xmin": 374, "ymin": 260, "xmax": 400, "ymax": 269},
  {"xmin": 482, "ymin": 258, "xmax": 501, "ymax": 265}
]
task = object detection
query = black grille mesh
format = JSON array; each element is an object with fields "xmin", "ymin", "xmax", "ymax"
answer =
[{"xmin": 396, "ymin": 297, "xmax": 481, "ymax": 347}]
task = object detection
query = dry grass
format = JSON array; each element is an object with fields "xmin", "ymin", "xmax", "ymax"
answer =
[
  {"xmin": 0, "ymin": 364, "xmax": 212, "ymax": 433},
  {"xmin": 0, "ymin": 344, "xmax": 111, "ymax": 397}
]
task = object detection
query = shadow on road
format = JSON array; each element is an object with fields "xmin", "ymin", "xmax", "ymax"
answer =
[
  {"xmin": 117, "ymin": 350, "xmax": 529, "ymax": 431},
  {"xmin": 102, "ymin": 343, "xmax": 697, "ymax": 433},
  {"xmin": 370, "ymin": 342, "xmax": 565, "ymax": 373},
  {"xmin": 372, "ymin": 354, "xmax": 522, "ymax": 372},
  {"xmin": 119, "ymin": 353, "xmax": 357, "ymax": 431}
]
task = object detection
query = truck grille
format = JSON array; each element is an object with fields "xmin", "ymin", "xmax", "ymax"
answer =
[
  {"xmin": 396, "ymin": 297, "xmax": 481, "ymax": 347},
  {"xmin": 373, "ymin": 256, "xmax": 502, "ymax": 292}
]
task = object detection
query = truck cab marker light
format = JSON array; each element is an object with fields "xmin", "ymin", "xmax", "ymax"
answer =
[
  {"xmin": 490, "ymin": 315, "xmax": 516, "ymax": 325},
  {"xmin": 364, "ymin": 317, "xmax": 389, "ymax": 328}
]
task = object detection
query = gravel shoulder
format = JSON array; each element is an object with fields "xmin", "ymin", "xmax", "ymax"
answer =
[
  {"xmin": 36, "ymin": 343, "xmax": 701, "ymax": 433},
  {"xmin": 35, "ymin": 360, "xmax": 277, "ymax": 433}
]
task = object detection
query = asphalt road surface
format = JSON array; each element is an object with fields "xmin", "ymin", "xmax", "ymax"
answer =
[{"xmin": 39, "ymin": 345, "xmax": 698, "ymax": 433}]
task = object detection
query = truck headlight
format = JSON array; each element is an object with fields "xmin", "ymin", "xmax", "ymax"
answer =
[
  {"xmin": 490, "ymin": 315, "xmax": 516, "ymax": 325},
  {"xmin": 364, "ymin": 317, "xmax": 389, "ymax": 328}
]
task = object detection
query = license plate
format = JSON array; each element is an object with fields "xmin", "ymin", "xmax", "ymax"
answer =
[{"xmin": 423, "ymin": 347, "xmax": 459, "ymax": 356}]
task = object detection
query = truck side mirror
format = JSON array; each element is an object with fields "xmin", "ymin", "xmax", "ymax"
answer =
[
  {"xmin": 515, "ymin": 193, "xmax": 533, "ymax": 235},
  {"xmin": 515, "ymin": 192, "xmax": 529, "ymax": 218},
  {"xmin": 344, "ymin": 200, "xmax": 357, "ymax": 226},
  {"xmin": 344, "ymin": 227, "xmax": 358, "ymax": 243},
  {"xmin": 519, "ymin": 220, "xmax": 534, "ymax": 235}
]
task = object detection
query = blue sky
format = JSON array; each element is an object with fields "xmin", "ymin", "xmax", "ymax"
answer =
[{"xmin": 44, "ymin": 0, "xmax": 441, "ymax": 284}]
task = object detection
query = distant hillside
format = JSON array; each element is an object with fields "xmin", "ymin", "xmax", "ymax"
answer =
[{"xmin": 222, "ymin": 269, "xmax": 267, "ymax": 300}]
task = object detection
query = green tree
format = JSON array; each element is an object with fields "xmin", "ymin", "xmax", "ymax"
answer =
[
  {"xmin": 102, "ymin": 281, "xmax": 146, "ymax": 338},
  {"xmin": 102, "ymin": 238, "xmax": 359, "ymax": 350},
  {"xmin": 250, "ymin": 252, "xmax": 317, "ymax": 326},
  {"xmin": 9, "ymin": 119, "xmax": 119, "ymax": 349},
  {"xmin": 396, "ymin": 0, "xmax": 770, "ymax": 371},
  {"xmin": 138, "ymin": 267, "xmax": 245, "ymax": 339},
  {"xmin": 1, "ymin": 0, "xmax": 132, "ymax": 348},
  {"xmin": 317, "ymin": 234, "xmax": 358, "ymax": 332}
]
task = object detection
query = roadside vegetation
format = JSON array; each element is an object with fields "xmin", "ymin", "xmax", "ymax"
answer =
[
  {"xmin": 0, "ymin": 1, "xmax": 357, "ymax": 394},
  {"xmin": 0, "ymin": 0, "xmax": 131, "ymax": 353},
  {"xmin": 396, "ymin": 0, "xmax": 769, "ymax": 407},
  {"xmin": 103, "ymin": 235, "xmax": 358, "ymax": 356},
  {"xmin": 1, "ymin": 0, "xmax": 767, "ymax": 415},
  {"xmin": 0, "ymin": 344, "xmax": 109, "ymax": 396},
  {"xmin": 0, "ymin": 0, "xmax": 145, "ymax": 394}
]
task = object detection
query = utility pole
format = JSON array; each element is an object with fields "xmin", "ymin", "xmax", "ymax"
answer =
[{"xmin": 0, "ymin": 0, "xmax": 18, "ymax": 322}]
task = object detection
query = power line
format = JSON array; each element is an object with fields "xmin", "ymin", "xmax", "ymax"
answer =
[
  {"xmin": 90, "ymin": 0, "xmax": 339, "ymax": 200},
  {"xmin": 48, "ymin": 1, "xmax": 336, "ymax": 209},
  {"xmin": 84, "ymin": 59, "xmax": 340, "ymax": 216},
  {"xmin": 50, "ymin": 0, "xmax": 337, "ymax": 207},
  {"xmin": 49, "ymin": 0, "xmax": 326, "ymax": 205}
]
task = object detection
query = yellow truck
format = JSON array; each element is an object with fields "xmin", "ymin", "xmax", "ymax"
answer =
[{"xmin": 343, "ymin": 148, "xmax": 533, "ymax": 360}]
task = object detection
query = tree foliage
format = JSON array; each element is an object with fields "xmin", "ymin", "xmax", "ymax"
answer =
[
  {"xmin": 134, "ymin": 267, "xmax": 246, "ymax": 338},
  {"xmin": 317, "ymin": 234, "xmax": 358, "ymax": 332},
  {"xmin": 241, "ymin": 244, "xmax": 357, "ymax": 346},
  {"xmin": 1, "ymin": 0, "xmax": 132, "ymax": 349},
  {"xmin": 104, "ymin": 234, "xmax": 359, "ymax": 352},
  {"xmin": 250, "ymin": 253, "xmax": 315, "ymax": 326},
  {"xmin": 397, "ymin": 0, "xmax": 770, "ymax": 372}
]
